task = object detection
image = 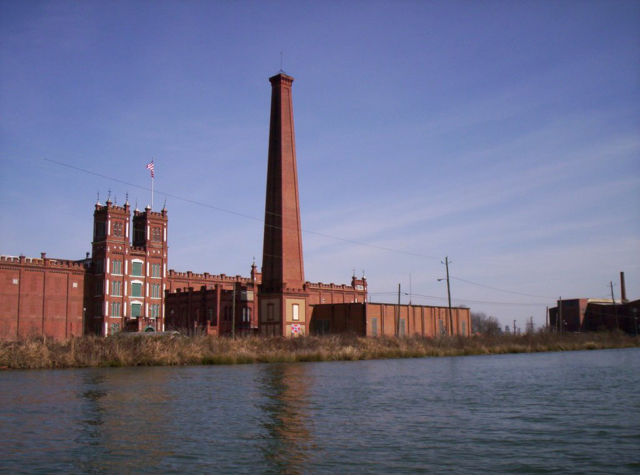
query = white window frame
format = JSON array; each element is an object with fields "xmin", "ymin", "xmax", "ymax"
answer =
[
  {"xmin": 292, "ymin": 304, "xmax": 299, "ymax": 321},
  {"xmin": 131, "ymin": 259, "xmax": 144, "ymax": 277},
  {"xmin": 131, "ymin": 279, "xmax": 144, "ymax": 298},
  {"xmin": 130, "ymin": 301, "xmax": 143, "ymax": 318}
]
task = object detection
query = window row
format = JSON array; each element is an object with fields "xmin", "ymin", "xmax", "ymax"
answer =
[
  {"xmin": 94, "ymin": 221, "xmax": 125, "ymax": 238},
  {"xmin": 94, "ymin": 222, "xmax": 165, "ymax": 241},
  {"xmin": 265, "ymin": 304, "xmax": 299, "ymax": 321},
  {"xmin": 105, "ymin": 303, "xmax": 162, "ymax": 319},
  {"xmin": 95, "ymin": 280, "xmax": 162, "ymax": 298},
  {"xmin": 96, "ymin": 260, "xmax": 163, "ymax": 277}
]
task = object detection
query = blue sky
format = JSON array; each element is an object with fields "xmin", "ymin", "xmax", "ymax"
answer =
[{"xmin": 1, "ymin": 0, "xmax": 639, "ymax": 330}]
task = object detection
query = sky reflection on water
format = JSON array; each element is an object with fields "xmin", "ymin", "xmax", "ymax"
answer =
[{"xmin": 1, "ymin": 349, "xmax": 639, "ymax": 474}]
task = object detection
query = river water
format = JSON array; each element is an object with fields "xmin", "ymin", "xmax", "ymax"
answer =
[{"xmin": 1, "ymin": 348, "xmax": 639, "ymax": 474}]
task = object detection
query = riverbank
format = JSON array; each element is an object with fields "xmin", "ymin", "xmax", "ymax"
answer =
[{"xmin": 1, "ymin": 332, "xmax": 638, "ymax": 370}]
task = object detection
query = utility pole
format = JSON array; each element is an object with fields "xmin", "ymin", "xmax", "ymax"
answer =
[
  {"xmin": 231, "ymin": 283, "xmax": 236, "ymax": 338},
  {"xmin": 396, "ymin": 283, "xmax": 401, "ymax": 337},
  {"xmin": 610, "ymin": 281, "xmax": 619, "ymax": 331},
  {"xmin": 443, "ymin": 257, "xmax": 453, "ymax": 336}
]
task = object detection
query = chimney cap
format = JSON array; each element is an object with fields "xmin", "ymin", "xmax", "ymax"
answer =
[{"xmin": 269, "ymin": 73, "xmax": 294, "ymax": 85}]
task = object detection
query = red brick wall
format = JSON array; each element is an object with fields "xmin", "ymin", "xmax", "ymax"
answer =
[
  {"xmin": 0, "ymin": 255, "xmax": 86, "ymax": 340},
  {"xmin": 309, "ymin": 302, "xmax": 471, "ymax": 337}
]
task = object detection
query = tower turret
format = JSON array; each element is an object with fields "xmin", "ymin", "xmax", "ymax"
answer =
[{"xmin": 89, "ymin": 199, "xmax": 131, "ymax": 335}]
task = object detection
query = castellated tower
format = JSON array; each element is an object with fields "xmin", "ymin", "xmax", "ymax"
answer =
[
  {"xmin": 259, "ymin": 73, "xmax": 309, "ymax": 337},
  {"xmin": 89, "ymin": 198, "xmax": 168, "ymax": 336}
]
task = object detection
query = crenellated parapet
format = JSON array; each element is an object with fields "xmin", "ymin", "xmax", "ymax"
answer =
[
  {"xmin": 168, "ymin": 269, "xmax": 253, "ymax": 284},
  {"xmin": 308, "ymin": 282, "xmax": 353, "ymax": 291},
  {"xmin": 0, "ymin": 254, "xmax": 88, "ymax": 271}
]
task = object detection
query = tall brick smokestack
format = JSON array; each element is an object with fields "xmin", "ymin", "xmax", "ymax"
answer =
[
  {"xmin": 261, "ymin": 73, "xmax": 305, "ymax": 292},
  {"xmin": 620, "ymin": 272, "xmax": 627, "ymax": 301},
  {"xmin": 259, "ymin": 73, "xmax": 309, "ymax": 337}
]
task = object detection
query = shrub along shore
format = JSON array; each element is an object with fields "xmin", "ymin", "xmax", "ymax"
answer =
[
  {"xmin": 0, "ymin": 333, "xmax": 640, "ymax": 369},
  {"xmin": 1, "ymin": 332, "xmax": 638, "ymax": 370}
]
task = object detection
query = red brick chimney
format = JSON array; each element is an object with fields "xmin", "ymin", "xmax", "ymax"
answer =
[
  {"xmin": 259, "ymin": 73, "xmax": 309, "ymax": 337},
  {"xmin": 261, "ymin": 73, "xmax": 305, "ymax": 292}
]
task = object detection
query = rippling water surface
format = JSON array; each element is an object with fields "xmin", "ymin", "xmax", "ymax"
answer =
[{"xmin": 1, "ymin": 348, "xmax": 639, "ymax": 474}]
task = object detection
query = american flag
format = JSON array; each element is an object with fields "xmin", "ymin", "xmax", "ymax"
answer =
[{"xmin": 146, "ymin": 161, "xmax": 155, "ymax": 178}]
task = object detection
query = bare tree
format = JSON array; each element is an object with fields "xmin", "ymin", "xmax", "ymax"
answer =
[{"xmin": 471, "ymin": 312, "xmax": 502, "ymax": 335}]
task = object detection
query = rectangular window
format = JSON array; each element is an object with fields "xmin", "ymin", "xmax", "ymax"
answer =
[
  {"xmin": 109, "ymin": 323, "xmax": 120, "ymax": 334},
  {"xmin": 371, "ymin": 317, "xmax": 378, "ymax": 337},
  {"xmin": 112, "ymin": 260, "xmax": 122, "ymax": 275},
  {"xmin": 95, "ymin": 302, "xmax": 102, "ymax": 317},
  {"xmin": 113, "ymin": 222, "xmax": 123, "ymax": 237},
  {"xmin": 151, "ymin": 283, "xmax": 161, "ymax": 298},
  {"xmin": 131, "ymin": 261, "xmax": 143, "ymax": 276},
  {"xmin": 267, "ymin": 303, "xmax": 274, "ymax": 321},
  {"xmin": 150, "ymin": 304, "xmax": 160, "ymax": 318},
  {"xmin": 131, "ymin": 283, "xmax": 142, "ymax": 297},
  {"xmin": 292, "ymin": 304, "xmax": 299, "ymax": 321},
  {"xmin": 111, "ymin": 281, "xmax": 122, "ymax": 296},
  {"xmin": 95, "ymin": 260, "xmax": 104, "ymax": 274},
  {"xmin": 131, "ymin": 303, "xmax": 141, "ymax": 318},
  {"xmin": 151, "ymin": 263, "xmax": 161, "ymax": 278},
  {"xmin": 111, "ymin": 302, "xmax": 121, "ymax": 317},
  {"xmin": 95, "ymin": 280, "xmax": 103, "ymax": 296}
]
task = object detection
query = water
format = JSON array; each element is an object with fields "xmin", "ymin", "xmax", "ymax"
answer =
[{"xmin": 1, "ymin": 349, "xmax": 639, "ymax": 474}]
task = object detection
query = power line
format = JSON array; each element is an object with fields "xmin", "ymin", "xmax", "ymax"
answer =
[
  {"xmin": 369, "ymin": 291, "xmax": 549, "ymax": 307},
  {"xmin": 41, "ymin": 157, "xmax": 439, "ymax": 260},
  {"xmin": 411, "ymin": 292, "xmax": 548, "ymax": 307},
  {"xmin": 450, "ymin": 276, "xmax": 555, "ymax": 299},
  {"xmin": 20, "ymin": 155, "xmax": 570, "ymax": 303}
]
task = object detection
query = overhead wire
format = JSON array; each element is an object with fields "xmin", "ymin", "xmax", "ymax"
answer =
[
  {"xmin": 9, "ymin": 155, "xmax": 572, "ymax": 303},
  {"xmin": 368, "ymin": 291, "xmax": 550, "ymax": 307},
  {"xmin": 449, "ymin": 276, "xmax": 555, "ymax": 299},
  {"xmin": 41, "ymin": 157, "xmax": 438, "ymax": 260}
]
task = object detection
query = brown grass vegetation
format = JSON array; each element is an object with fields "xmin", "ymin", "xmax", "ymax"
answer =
[{"xmin": 1, "ymin": 332, "xmax": 638, "ymax": 370}]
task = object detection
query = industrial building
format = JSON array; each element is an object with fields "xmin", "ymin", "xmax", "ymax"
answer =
[
  {"xmin": 0, "ymin": 73, "xmax": 471, "ymax": 340},
  {"xmin": 549, "ymin": 273, "xmax": 639, "ymax": 335}
]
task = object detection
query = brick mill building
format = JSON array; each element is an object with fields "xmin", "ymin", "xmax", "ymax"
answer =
[{"xmin": 0, "ymin": 73, "xmax": 471, "ymax": 340}]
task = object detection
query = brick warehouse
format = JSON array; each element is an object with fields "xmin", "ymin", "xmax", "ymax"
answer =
[{"xmin": 0, "ymin": 73, "xmax": 471, "ymax": 340}]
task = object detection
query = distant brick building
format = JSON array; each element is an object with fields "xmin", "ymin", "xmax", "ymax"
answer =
[
  {"xmin": 549, "ymin": 298, "xmax": 639, "ymax": 334},
  {"xmin": 0, "ymin": 72, "xmax": 471, "ymax": 340}
]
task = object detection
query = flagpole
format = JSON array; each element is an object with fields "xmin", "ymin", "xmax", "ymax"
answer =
[{"xmin": 146, "ymin": 159, "xmax": 155, "ymax": 209}]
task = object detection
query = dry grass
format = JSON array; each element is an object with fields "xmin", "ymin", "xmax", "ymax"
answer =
[{"xmin": 0, "ymin": 332, "xmax": 638, "ymax": 370}]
